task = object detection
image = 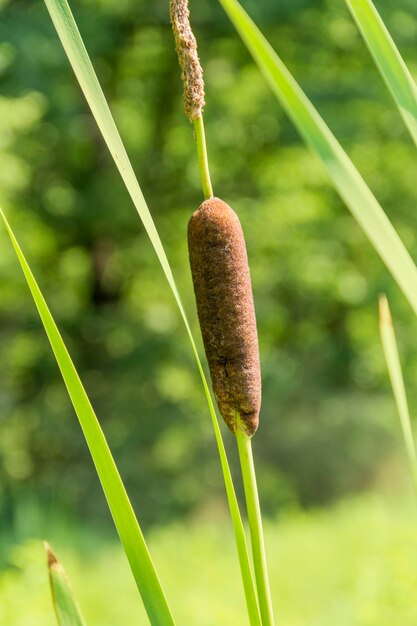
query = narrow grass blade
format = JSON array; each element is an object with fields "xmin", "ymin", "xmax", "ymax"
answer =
[
  {"xmin": 0, "ymin": 209, "xmax": 176, "ymax": 626},
  {"xmin": 45, "ymin": 543, "xmax": 87, "ymax": 626},
  {"xmin": 346, "ymin": 0, "xmax": 417, "ymax": 148},
  {"xmin": 379, "ymin": 295, "xmax": 417, "ymax": 496},
  {"xmin": 42, "ymin": 1, "xmax": 259, "ymax": 622},
  {"xmin": 42, "ymin": 0, "xmax": 174, "ymax": 293},
  {"xmin": 218, "ymin": 0, "xmax": 417, "ymax": 321}
]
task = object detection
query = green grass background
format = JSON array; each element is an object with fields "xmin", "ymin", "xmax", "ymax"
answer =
[{"xmin": 1, "ymin": 493, "xmax": 416, "ymax": 626}]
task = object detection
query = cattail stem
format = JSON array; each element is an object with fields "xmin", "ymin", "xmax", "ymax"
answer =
[
  {"xmin": 193, "ymin": 114, "xmax": 213, "ymax": 199},
  {"xmin": 236, "ymin": 427, "xmax": 276, "ymax": 626},
  {"xmin": 170, "ymin": 0, "xmax": 213, "ymax": 199}
]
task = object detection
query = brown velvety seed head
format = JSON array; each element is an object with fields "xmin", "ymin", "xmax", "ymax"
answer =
[{"xmin": 188, "ymin": 197, "xmax": 261, "ymax": 436}]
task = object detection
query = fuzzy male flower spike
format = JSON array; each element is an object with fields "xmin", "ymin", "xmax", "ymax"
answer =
[{"xmin": 170, "ymin": 0, "xmax": 205, "ymax": 120}]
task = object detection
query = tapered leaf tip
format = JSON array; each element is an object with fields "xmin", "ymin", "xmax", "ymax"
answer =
[
  {"xmin": 44, "ymin": 541, "xmax": 61, "ymax": 571},
  {"xmin": 379, "ymin": 293, "xmax": 392, "ymax": 327},
  {"xmin": 0, "ymin": 207, "xmax": 14, "ymax": 238}
]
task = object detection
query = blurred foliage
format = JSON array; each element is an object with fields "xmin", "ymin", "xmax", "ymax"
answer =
[
  {"xmin": 0, "ymin": 0, "xmax": 417, "ymax": 528},
  {"xmin": 1, "ymin": 493, "xmax": 417, "ymax": 625}
]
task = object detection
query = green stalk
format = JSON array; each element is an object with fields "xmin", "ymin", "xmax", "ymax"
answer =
[
  {"xmin": 193, "ymin": 114, "xmax": 213, "ymax": 199},
  {"xmin": 236, "ymin": 428, "xmax": 275, "ymax": 626},
  {"xmin": 207, "ymin": 400, "xmax": 262, "ymax": 626},
  {"xmin": 177, "ymin": 10, "xmax": 259, "ymax": 620},
  {"xmin": 191, "ymin": 110, "xmax": 261, "ymax": 626}
]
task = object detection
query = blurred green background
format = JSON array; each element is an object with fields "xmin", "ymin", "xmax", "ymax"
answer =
[{"xmin": 1, "ymin": 0, "xmax": 417, "ymax": 622}]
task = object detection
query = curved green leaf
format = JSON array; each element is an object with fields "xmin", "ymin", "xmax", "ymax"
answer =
[
  {"xmin": 41, "ymin": 0, "xmax": 259, "ymax": 622},
  {"xmin": 346, "ymin": 0, "xmax": 417, "ymax": 147},
  {"xmin": 0, "ymin": 209, "xmax": 176, "ymax": 626},
  {"xmin": 218, "ymin": 0, "xmax": 417, "ymax": 320}
]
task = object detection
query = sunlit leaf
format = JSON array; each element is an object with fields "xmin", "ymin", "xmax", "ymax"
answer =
[
  {"xmin": 0, "ymin": 208, "xmax": 176, "ymax": 626},
  {"xmin": 218, "ymin": 0, "xmax": 417, "ymax": 320},
  {"xmin": 379, "ymin": 295, "xmax": 417, "ymax": 496},
  {"xmin": 346, "ymin": 0, "xmax": 417, "ymax": 147}
]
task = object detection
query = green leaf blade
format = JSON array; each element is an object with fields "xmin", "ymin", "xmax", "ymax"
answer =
[
  {"xmin": 0, "ymin": 209, "xmax": 176, "ymax": 626},
  {"xmin": 45, "ymin": 543, "xmax": 87, "ymax": 626},
  {"xmin": 42, "ymin": 0, "xmax": 259, "ymax": 621},
  {"xmin": 346, "ymin": 0, "xmax": 417, "ymax": 147},
  {"xmin": 218, "ymin": 0, "xmax": 417, "ymax": 321},
  {"xmin": 43, "ymin": 0, "xmax": 176, "ymax": 293},
  {"xmin": 379, "ymin": 295, "xmax": 417, "ymax": 497}
]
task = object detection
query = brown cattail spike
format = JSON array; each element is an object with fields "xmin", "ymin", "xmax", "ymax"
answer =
[
  {"xmin": 170, "ymin": 0, "xmax": 205, "ymax": 121},
  {"xmin": 188, "ymin": 197, "xmax": 261, "ymax": 436}
]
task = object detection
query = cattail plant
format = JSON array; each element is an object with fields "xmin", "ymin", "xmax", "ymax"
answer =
[
  {"xmin": 170, "ymin": 2, "xmax": 274, "ymax": 625},
  {"xmin": 170, "ymin": 0, "xmax": 261, "ymax": 437}
]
